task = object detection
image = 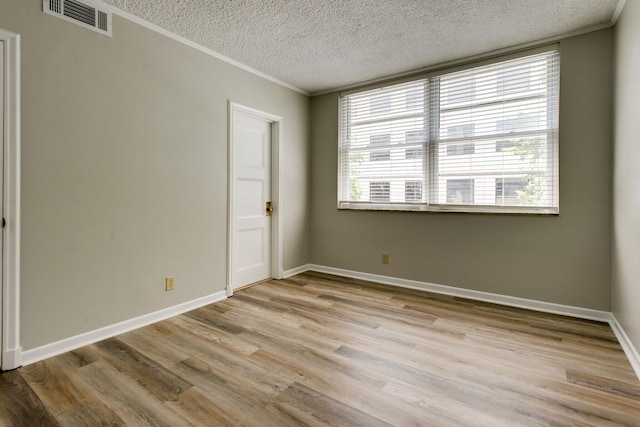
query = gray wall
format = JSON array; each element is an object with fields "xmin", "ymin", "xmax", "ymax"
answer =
[
  {"xmin": 311, "ymin": 29, "xmax": 613, "ymax": 310},
  {"xmin": 0, "ymin": 0, "xmax": 310, "ymax": 350},
  {"xmin": 613, "ymin": 1, "xmax": 640, "ymax": 354}
]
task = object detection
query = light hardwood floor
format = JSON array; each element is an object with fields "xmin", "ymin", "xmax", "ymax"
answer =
[{"xmin": 1, "ymin": 272, "xmax": 639, "ymax": 426}]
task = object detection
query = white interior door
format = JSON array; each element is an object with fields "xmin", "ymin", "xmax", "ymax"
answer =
[{"xmin": 230, "ymin": 110, "xmax": 272, "ymax": 289}]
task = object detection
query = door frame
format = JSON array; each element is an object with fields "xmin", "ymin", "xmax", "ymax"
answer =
[
  {"xmin": 0, "ymin": 28, "xmax": 21, "ymax": 371},
  {"xmin": 227, "ymin": 102, "xmax": 283, "ymax": 297}
]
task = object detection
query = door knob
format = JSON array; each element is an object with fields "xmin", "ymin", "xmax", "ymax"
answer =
[{"xmin": 266, "ymin": 201, "xmax": 273, "ymax": 216}]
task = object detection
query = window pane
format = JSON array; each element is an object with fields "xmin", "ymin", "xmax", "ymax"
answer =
[
  {"xmin": 444, "ymin": 75, "xmax": 475, "ymax": 104},
  {"xmin": 406, "ymin": 89, "xmax": 423, "ymax": 109},
  {"xmin": 497, "ymin": 64, "xmax": 531, "ymax": 95},
  {"xmin": 405, "ymin": 181, "xmax": 423, "ymax": 202},
  {"xmin": 405, "ymin": 130, "xmax": 425, "ymax": 159},
  {"xmin": 339, "ymin": 80, "xmax": 427, "ymax": 205},
  {"xmin": 433, "ymin": 51, "xmax": 559, "ymax": 210},
  {"xmin": 405, "ymin": 147, "xmax": 422, "ymax": 159},
  {"xmin": 370, "ymin": 181, "xmax": 390, "ymax": 202},
  {"xmin": 496, "ymin": 177, "xmax": 529, "ymax": 205},
  {"xmin": 370, "ymin": 134, "xmax": 391, "ymax": 161},
  {"xmin": 496, "ymin": 140, "xmax": 517, "ymax": 152},
  {"xmin": 447, "ymin": 142, "xmax": 475, "ymax": 156},
  {"xmin": 446, "ymin": 179, "xmax": 474, "ymax": 204},
  {"xmin": 370, "ymin": 93, "xmax": 391, "ymax": 114}
]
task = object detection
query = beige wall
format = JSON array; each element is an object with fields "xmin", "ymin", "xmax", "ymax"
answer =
[
  {"xmin": 0, "ymin": 0, "xmax": 310, "ymax": 350},
  {"xmin": 311, "ymin": 29, "xmax": 613, "ymax": 310},
  {"xmin": 613, "ymin": 1, "xmax": 640, "ymax": 354}
]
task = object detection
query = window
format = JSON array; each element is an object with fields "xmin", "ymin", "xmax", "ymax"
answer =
[
  {"xmin": 447, "ymin": 143, "xmax": 475, "ymax": 156},
  {"xmin": 445, "ymin": 75, "xmax": 475, "ymax": 104},
  {"xmin": 370, "ymin": 181, "xmax": 390, "ymax": 202},
  {"xmin": 496, "ymin": 140, "xmax": 518, "ymax": 152},
  {"xmin": 447, "ymin": 179, "xmax": 474, "ymax": 204},
  {"xmin": 405, "ymin": 130, "xmax": 425, "ymax": 159},
  {"xmin": 405, "ymin": 147, "xmax": 422, "ymax": 159},
  {"xmin": 446, "ymin": 124, "xmax": 475, "ymax": 155},
  {"xmin": 405, "ymin": 181, "xmax": 423, "ymax": 202},
  {"xmin": 339, "ymin": 49, "xmax": 559, "ymax": 213},
  {"xmin": 496, "ymin": 178, "xmax": 529, "ymax": 205},
  {"xmin": 405, "ymin": 89, "xmax": 423, "ymax": 109},
  {"xmin": 370, "ymin": 134, "xmax": 391, "ymax": 161},
  {"xmin": 370, "ymin": 94, "xmax": 391, "ymax": 114},
  {"xmin": 497, "ymin": 63, "xmax": 531, "ymax": 95}
]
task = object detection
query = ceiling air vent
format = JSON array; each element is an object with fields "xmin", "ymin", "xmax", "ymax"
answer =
[{"xmin": 43, "ymin": 0, "xmax": 112, "ymax": 36}]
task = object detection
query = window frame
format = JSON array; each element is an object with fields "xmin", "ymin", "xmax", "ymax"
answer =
[{"xmin": 338, "ymin": 46, "xmax": 560, "ymax": 215}]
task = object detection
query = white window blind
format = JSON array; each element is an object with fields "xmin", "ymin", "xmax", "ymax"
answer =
[{"xmin": 338, "ymin": 50, "xmax": 560, "ymax": 214}]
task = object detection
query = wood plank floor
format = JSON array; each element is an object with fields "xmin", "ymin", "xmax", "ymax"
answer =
[{"xmin": 2, "ymin": 271, "xmax": 640, "ymax": 426}]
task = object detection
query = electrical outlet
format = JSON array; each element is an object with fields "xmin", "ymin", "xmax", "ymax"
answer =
[
  {"xmin": 165, "ymin": 276, "xmax": 175, "ymax": 291},
  {"xmin": 382, "ymin": 254, "xmax": 389, "ymax": 264}
]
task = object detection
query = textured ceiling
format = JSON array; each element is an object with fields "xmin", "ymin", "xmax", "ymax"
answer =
[{"xmin": 101, "ymin": 0, "xmax": 622, "ymax": 94}]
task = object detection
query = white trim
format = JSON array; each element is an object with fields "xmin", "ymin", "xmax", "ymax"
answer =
[
  {"xmin": 227, "ymin": 102, "xmax": 284, "ymax": 297},
  {"xmin": 307, "ymin": 264, "xmax": 611, "ymax": 322},
  {"xmin": 283, "ymin": 264, "xmax": 311, "ymax": 279},
  {"xmin": 22, "ymin": 290, "xmax": 227, "ymax": 366},
  {"xmin": 1, "ymin": 346, "xmax": 21, "ymax": 371},
  {"xmin": 0, "ymin": 28, "xmax": 21, "ymax": 371},
  {"xmin": 271, "ymin": 118, "xmax": 284, "ymax": 281},
  {"xmin": 89, "ymin": 1, "xmax": 307, "ymax": 96},
  {"xmin": 609, "ymin": 314, "xmax": 640, "ymax": 381},
  {"xmin": 611, "ymin": 0, "xmax": 628, "ymax": 25}
]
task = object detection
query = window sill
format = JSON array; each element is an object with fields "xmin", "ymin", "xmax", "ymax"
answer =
[{"xmin": 337, "ymin": 202, "xmax": 559, "ymax": 215}]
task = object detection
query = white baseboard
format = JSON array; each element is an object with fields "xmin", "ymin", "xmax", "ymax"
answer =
[
  {"xmin": 1, "ymin": 346, "xmax": 22, "ymax": 371},
  {"xmin": 308, "ymin": 264, "xmax": 610, "ymax": 321},
  {"xmin": 282, "ymin": 264, "xmax": 312, "ymax": 279},
  {"xmin": 21, "ymin": 290, "xmax": 228, "ymax": 366},
  {"xmin": 609, "ymin": 314, "xmax": 640, "ymax": 381}
]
